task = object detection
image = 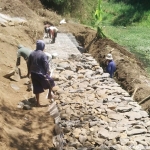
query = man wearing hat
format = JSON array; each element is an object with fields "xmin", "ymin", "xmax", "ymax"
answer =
[{"xmin": 105, "ymin": 53, "xmax": 116, "ymax": 78}]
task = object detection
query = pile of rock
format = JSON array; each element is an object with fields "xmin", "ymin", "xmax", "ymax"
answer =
[
  {"xmin": 50, "ymin": 53, "xmax": 150, "ymax": 150},
  {"xmin": 0, "ymin": 13, "xmax": 27, "ymax": 27}
]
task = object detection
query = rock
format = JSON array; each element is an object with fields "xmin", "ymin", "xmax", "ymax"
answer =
[
  {"xmin": 73, "ymin": 128, "xmax": 81, "ymax": 138},
  {"xmin": 98, "ymin": 127, "xmax": 109, "ymax": 139},
  {"xmin": 119, "ymin": 138, "xmax": 130, "ymax": 145},
  {"xmin": 23, "ymin": 105, "xmax": 31, "ymax": 110},
  {"xmin": 1, "ymin": 22, "xmax": 7, "ymax": 27},
  {"xmin": 63, "ymin": 147, "xmax": 76, "ymax": 150},
  {"xmin": 116, "ymin": 106, "xmax": 132, "ymax": 112},
  {"xmin": 124, "ymin": 112, "xmax": 142, "ymax": 120},
  {"xmin": 10, "ymin": 83, "xmax": 20, "ymax": 91},
  {"xmin": 58, "ymin": 62, "xmax": 71, "ymax": 69},
  {"xmin": 127, "ymin": 129, "xmax": 147, "ymax": 136},
  {"xmin": 108, "ymin": 113, "xmax": 125, "ymax": 120},
  {"xmin": 8, "ymin": 21, "xmax": 15, "ymax": 26},
  {"xmin": 79, "ymin": 135, "xmax": 87, "ymax": 143}
]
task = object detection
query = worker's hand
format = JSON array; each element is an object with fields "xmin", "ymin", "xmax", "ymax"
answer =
[
  {"xmin": 15, "ymin": 66, "xmax": 19, "ymax": 73},
  {"xmin": 47, "ymin": 71, "xmax": 51, "ymax": 75},
  {"xmin": 16, "ymin": 57, "xmax": 20, "ymax": 66}
]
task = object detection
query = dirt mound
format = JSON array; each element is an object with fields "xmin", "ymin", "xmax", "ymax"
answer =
[
  {"xmin": 0, "ymin": 1, "xmax": 61, "ymax": 149},
  {"xmin": 0, "ymin": 0, "xmax": 37, "ymax": 19}
]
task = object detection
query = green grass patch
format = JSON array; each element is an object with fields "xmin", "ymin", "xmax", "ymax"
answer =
[
  {"xmin": 98, "ymin": 0, "xmax": 150, "ymax": 74},
  {"xmin": 103, "ymin": 25, "xmax": 150, "ymax": 73},
  {"xmin": 58, "ymin": 0, "xmax": 150, "ymax": 75}
]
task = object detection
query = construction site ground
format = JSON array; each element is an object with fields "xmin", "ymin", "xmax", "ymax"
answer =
[{"xmin": 0, "ymin": 0, "xmax": 150, "ymax": 149}]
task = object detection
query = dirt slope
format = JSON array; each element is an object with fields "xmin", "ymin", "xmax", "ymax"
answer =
[
  {"xmin": 0, "ymin": 0, "xmax": 150, "ymax": 149},
  {"xmin": 0, "ymin": 1, "xmax": 61, "ymax": 149}
]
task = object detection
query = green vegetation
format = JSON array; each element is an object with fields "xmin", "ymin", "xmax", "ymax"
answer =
[
  {"xmin": 104, "ymin": 26, "xmax": 150, "ymax": 72},
  {"xmin": 94, "ymin": 0, "xmax": 106, "ymax": 38},
  {"xmin": 101, "ymin": 0, "xmax": 150, "ymax": 73}
]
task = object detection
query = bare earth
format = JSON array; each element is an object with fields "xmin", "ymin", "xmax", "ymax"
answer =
[{"xmin": 0, "ymin": 0, "xmax": 150, "ymax": 149}]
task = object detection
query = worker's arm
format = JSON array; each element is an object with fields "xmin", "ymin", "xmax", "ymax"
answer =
[
  {"xmin": 27, "ymin": 55, "xmax": 31, "ymax": 78},
  {"xmin": 16, "ymin": 57, "xmax": 20, "ymax": 66},
  {"xmin": 16, "ymin": 50, "xmax": 21, "ymax": 66},
  {"xmin": 43, "ymin": 54, "xmax": 50, "ymax": 75}
]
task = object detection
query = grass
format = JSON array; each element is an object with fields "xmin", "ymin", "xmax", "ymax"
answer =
[
  {"xmin": 103, "ymin": 25, "xmax": 150, "ymax": 73},
  {"xmin": 59, "ymin": 0, "xmax": 150, "ymax": 74},
  {"xmin": 100, "ymin": 0, "xmax": 150, "ymax": 74}
]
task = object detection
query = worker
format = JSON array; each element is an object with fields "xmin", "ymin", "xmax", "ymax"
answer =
[
  {"xmin": 105, "ymin": 53, "xmax": 116, "ymax": 78},
  {"xmin": 27, "ymin": 40, "xmax": 55, "ymax": 107},
  {"xmin": 48, "ymin": 25, "xmax": 58, "ymax": 43}
]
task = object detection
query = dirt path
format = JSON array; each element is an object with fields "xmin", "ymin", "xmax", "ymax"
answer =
[{"xmin": 1, "ymin": 67, "xmax": 55, "ymax": 150}]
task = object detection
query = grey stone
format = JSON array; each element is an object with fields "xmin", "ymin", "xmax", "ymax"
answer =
[
  {"xmin": 98, "ymin": 127, "xmax": 109, "ymax": 139},
  {"xmin": 99, "ymin": 144, "xmax": 109, "ymax": 150},
  {"xmin": 79, "ymin": 135, "xmax": 87, "ymax": 143},
  {"xmin": 108, "ymin": 113, "xmax": 125, "ymax": 120},
  {"xmin": 23, "ymin": 105, "xmax": 31, "ymax": 110},
  {"xmin": 127, "ymin": 129, "xmax": 147, "ymax": 136},
  {"xmin": 132, "ymin": 144, "xmax": 145, "ymax": 150},
  {"xmin": 116, "ymin": 106, "xmax": 132, "ymax": 112},
  {"xmin": 64, "ymin": 147, "xmax": 76, "ymax": 150},
  {"xmin": 124, "ymin": 112, "xmax": 142, "ymax": 120},
  {"xmin": 119, "ymin": 138, "xmax": 129, "ymax": 145}
]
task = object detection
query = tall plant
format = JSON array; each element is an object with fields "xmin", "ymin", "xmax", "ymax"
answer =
[
  {"xmin": 94, "ymin": 0, "xmax": 106, "ymax": 38},
  {"xmin": 46, "ymin": 0, "xmax": 66, "ymax": 5}
]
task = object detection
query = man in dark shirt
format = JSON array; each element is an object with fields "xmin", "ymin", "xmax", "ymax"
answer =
[{"xmin": 27, "ymin": 40, "xmax": 55, "ymax": 107}]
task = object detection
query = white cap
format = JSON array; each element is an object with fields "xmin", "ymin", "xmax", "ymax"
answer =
[{"xmin": 105, "ymin": 53, "xmax": 113, "ymax": 60}]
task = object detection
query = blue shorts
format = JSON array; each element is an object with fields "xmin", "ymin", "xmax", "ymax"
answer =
[{"xmin": 31, "ymin": 72, "xmax": 55, "ymax": 94}]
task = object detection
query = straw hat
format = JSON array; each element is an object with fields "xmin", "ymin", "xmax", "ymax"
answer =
[{"xmin": 105, "ymin": 53, "xmax": 113, "ymax": 60}]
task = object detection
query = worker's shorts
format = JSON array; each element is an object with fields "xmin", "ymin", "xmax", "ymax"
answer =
[{"xmin": 31, "ymin": 72, "xmax": 55, "ymax": 94}]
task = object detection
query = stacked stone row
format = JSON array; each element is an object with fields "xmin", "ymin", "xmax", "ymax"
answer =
[{"xmin": 51, "ymin": 53, "xmax": 150, "ymax": 150}]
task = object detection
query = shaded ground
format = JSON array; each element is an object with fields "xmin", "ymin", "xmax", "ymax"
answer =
[{"xmin": 0, "ymin": 0, "xmax": 150, "ymax": 149}]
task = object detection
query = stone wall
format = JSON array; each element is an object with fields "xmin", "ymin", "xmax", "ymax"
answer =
[{"xmin": 48, "ymin": 53, "xmax": 150, "ymax": 150}]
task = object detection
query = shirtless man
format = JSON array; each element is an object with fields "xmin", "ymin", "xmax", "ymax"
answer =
[
  {"xmin": 48, "ymin": 25, "xmax": 58, "ymax": 43},
  {"xmin": 44, "ymin": 24, "xmax": 50, "ymax": 38}
]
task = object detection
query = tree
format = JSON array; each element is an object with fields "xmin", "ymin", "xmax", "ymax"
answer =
[
  {"xmin": 94, "ymin": 0, "xmax": 106, "ymax": 38},
  {"xmin": 46, "ymin": 0, "xmax": 66, "ymax": 5}
]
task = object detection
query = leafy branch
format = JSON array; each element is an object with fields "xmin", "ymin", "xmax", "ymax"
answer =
[{"xmin": 94, "ymin": 0, "xmax": 106, "ymax": 38}]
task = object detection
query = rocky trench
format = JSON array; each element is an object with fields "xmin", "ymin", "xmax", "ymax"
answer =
[{"xmin": 48, "ymin": 53, "xmax": 150, "ymax": 150}]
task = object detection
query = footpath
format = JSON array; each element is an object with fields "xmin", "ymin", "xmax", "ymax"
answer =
[{"xmin": 45, "ymin": 33, "xmax": 150, "ymax": 150}]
